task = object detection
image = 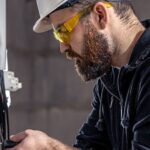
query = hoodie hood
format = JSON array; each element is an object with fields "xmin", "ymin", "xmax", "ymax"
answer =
[
  {"xmin": 129, "ymin": 20, "xmax": 150, "ymax": 66},
  {"xmin": 100, "ymin": 19, "xmax": 150, "ymax": 99}
]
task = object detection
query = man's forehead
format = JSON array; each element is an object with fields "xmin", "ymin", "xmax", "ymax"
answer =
[{"xmin": 50, "ymin": 7, "xmax": 77, "ymax": 27}]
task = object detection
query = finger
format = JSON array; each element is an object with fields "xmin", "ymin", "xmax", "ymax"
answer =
[
  {"xmin": 10, "ymin": 135, "xmax": 14, "ymax": 139},
  {"xmin": 10, "ymin": 131, "xmax": 28, "ymax": 142},
  {"xmin": 5, "ymin": 138, "xmax": 24, "ymax": 150}
]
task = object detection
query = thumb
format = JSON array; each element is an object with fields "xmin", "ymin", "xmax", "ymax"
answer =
[{"xmin": 10, "ymin": 131, "xmax": 28, "ymax": 142}]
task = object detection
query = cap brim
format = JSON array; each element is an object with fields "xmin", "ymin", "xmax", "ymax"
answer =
[
  {"xmin": 33, "ymin": 0, "xmax": 68, "ymax": 33},
  {"xmin": 33, "ymin": 16, "xmax": 52, "ymax": 33}
]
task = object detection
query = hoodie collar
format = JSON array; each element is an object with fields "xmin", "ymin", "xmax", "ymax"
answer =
[{"xmin": 129, "ymin": 20, "xmax": 150, "ymax": 66}]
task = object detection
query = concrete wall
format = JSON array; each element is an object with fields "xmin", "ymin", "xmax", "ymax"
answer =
[{"xmin": 7, "ymin": 0, "xmax": 150, "ymax": 146}]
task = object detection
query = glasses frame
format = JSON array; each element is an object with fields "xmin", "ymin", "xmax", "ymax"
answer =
[
  {"xmin": 52, "ymin": 2, "xmax": 113, "ymax": 44},
  {"xmin": 52, "ymin": 10, "xmax": 85, "ymax": 44}
]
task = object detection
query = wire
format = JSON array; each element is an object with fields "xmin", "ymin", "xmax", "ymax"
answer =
[{"xmin": 0, "ymin": 70, "xmax": 10, "ymax": 149}]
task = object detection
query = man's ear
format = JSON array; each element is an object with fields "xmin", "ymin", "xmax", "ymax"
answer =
[{"xmin": 92, "ymin": 2, "xmax": 108, "ymax": 30}]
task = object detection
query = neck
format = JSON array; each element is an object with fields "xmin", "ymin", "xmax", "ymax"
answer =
[{"xmin": 111, "ymin": 21, "xmax": 145, "ymax": 67}]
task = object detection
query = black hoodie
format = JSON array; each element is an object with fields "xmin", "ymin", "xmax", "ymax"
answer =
[{"xmin": 74, "ymin": 20, "xmax": 150, "ymax": 150}]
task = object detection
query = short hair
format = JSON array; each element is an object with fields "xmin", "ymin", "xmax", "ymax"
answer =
[{"xmin": 75, "ymin": 0, "xmax": 135, "ymax": 23}]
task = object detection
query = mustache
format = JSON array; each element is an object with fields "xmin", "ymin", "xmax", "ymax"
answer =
[{"xmin": 65, "ymin": 49, "xmax": 82, "ymax": 60}]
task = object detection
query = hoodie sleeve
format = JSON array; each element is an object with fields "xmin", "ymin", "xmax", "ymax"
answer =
[
  {"xmin": 132, "ymin": 66, "xmax": 150, "ymax": 150},
  {"xmin": 73, "ymin": 81, "xmax": 112, "ymax": 150}
]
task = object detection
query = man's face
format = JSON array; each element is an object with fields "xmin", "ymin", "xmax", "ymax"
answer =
[
  {"xmin": 50, "ymin": 8, "xmax": 112, "ymax": 81},
  {"xmin": 65, "ymin": 20, "xmax": 112, "ymax": 81}
]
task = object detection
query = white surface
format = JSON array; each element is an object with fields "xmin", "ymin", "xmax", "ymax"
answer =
[{"xmin": 0, "ymin": 0, "xmax": 6, "ymax": 70}]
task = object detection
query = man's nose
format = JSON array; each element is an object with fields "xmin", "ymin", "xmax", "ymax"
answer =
[{"xmin": 59, "ymin": 43, "xmax": 71, "ymax": 53}]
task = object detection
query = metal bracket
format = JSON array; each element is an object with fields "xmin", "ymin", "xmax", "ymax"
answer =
[{"xmin": 3, "ymin": 71, "xmax": 22, "ymax": 92}]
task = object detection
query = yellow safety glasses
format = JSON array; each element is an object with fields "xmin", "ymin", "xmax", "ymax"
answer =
[
  {"xmin": 52, "ymin": 2, "xmax": 112, "ymax": 44},
  {"xmin": 52, "ymin": 11, "xmax": 85, "ymax": 44}
]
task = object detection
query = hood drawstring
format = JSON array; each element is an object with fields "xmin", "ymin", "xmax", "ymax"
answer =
[
  {"xmin": 95, "ymin": 87, "xmax": 105, "ymax": 131},
  {"xmin": 110, "ymin": 96, "xmax": 114, "ymax": 109}
]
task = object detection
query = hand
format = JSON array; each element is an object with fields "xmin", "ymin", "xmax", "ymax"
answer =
[{"xmin": 6, "ymin": 129, "xmax": 75, "ymax": 150}]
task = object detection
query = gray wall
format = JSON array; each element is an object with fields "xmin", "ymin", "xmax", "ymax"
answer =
[{"xmin": 7, "ymin": 0, "xmax": 150, "ymax": 146}]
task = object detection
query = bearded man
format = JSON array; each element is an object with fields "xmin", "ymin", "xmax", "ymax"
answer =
[{"xmin": 6, "ymin": 0, "xmax": 150, "ymax": 150}]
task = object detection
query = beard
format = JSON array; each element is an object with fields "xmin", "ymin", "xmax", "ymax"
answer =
[{"xmin": 65, "ymin": 21, "xmax": 112, "ymax": 81}]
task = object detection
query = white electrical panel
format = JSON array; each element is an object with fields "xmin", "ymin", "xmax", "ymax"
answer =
[{"xmin": 0, "ymin": 0, "xmax": 22, "ymax": 107}]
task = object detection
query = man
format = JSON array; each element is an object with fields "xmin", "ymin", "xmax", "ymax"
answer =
[{"xmin": 6, "ymin": 0, "xmax": 150, "ymax": 149}]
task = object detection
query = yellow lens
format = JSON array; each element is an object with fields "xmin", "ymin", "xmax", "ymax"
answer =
[
  {"xmin": 52, "ymin": 10, "xmax": 85, "ymax": 44},
  {"xmin": 53, "ymin": 31, "xmax": 70, "ymax": 44}
]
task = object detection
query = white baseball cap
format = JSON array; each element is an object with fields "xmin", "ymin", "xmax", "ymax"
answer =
[
  {"xmin": 33, "ymin": 0, "xmax": 129, "ymax": 33},
  {"xmin": 33, "ymin": 0, "xmax": 80, "ymax": 33}
]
